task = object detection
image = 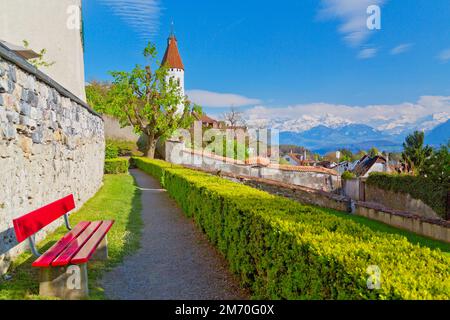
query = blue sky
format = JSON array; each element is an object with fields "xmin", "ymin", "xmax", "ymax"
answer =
[{"xmin": 83, "ymin": 0, "xmax": 450, "ymax": 130}]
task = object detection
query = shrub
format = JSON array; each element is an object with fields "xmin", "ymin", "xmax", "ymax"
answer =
[
  {"xmin": 133, "ymin": 157, "xmax": 450, "ymax": 300},
  {"xmin": 342, "ymin": 171, "xmax": 356, "ymax": 180},
  {"xmin": 367, "ymin": 172, "xmax": 447, "ymax": 218},
  {"xmin": 105, "ymin": 142, "xmax": 119, "ymax": 159},
  {"xmin": 106, "ymin": 139, "xmax": 137, "ymax": 157},
  {"xmin": 105, "ymin": 158, "xmax": 129, "ymax": 174}
]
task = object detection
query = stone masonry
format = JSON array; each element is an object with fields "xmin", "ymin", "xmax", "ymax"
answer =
[{"xmin": 0, "ymin": 50, "xmax": 104, "ymax": 274}]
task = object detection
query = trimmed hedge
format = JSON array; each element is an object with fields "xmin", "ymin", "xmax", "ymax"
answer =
[
  {"xmin": 134, "ymin": 157, "xmax": 450, "ymax": 300},
  {"xmin": 105, "ymin": 158, "xmax": 129, "ymax": 174},
  {"xmin": 367, "ymin": 172, "xmax": 447, "ymax": 218}
]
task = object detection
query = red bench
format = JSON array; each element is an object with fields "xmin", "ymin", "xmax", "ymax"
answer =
[{"xmin": 13, "ymin": 194, "xmax": 114, "ymax": 299}]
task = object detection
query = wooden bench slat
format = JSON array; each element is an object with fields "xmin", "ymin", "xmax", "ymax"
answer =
[
  {"xmin": 32, "ymin": 221, "xmax": 91, "ymax": 268},
  {"xmin": 71, "ymin": 220, "xmax": 115, "ymax": 265},
  {"xmin": 51, "ymin": 221, "xmax": 103, "ymax": 267},
  {"xmin": 13, "ymin": 195, "xmax": 75, "ymax": 243}
]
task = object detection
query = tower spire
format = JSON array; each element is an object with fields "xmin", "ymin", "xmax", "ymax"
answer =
[{"xmin": 170, "ymin": 20, "xmax": 175, "ymax": 37}]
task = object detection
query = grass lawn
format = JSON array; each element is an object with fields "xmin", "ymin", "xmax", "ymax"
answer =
[
  {"xmin": 322, "ymin": 207, "xmax": 450, "ymax": 254},
  {"xmin": 0, "ymin": 174, "xmax": 143, "ymax": 300}
]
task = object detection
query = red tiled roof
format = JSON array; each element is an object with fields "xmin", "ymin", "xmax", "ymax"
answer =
[
  {"xmin": 270, "ymin": 164, "xmax": 339, "ymax": 176},
  {"xmin": 200, "ymin": 114, "xmax": 218, "ymax": 124},
  {"xmin": 162, "ymin": 35, "xmax": 184, "ymax": 70}
]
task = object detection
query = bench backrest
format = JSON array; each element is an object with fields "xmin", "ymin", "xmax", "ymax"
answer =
[{"xmin": 13, "ymin": 195, "xmax": 76, "ymax": 243}]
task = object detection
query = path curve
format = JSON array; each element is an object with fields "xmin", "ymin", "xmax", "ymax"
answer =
[{"xmin": 100, "ymin": 169, "xmax": 249, "ymax": 300}]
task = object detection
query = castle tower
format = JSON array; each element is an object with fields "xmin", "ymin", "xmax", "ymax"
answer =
[{"xmin": 161, "ymin": 32, "xmax": 185, "ymax": 114}]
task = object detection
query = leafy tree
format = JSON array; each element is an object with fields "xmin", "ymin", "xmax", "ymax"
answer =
[
  {"xmin": 422, "ymin": 141, "xmax": 449, "ymax": 186},
  {"xmin": 108, "ymin": 42, "xmax": 201, "ymax": 158},
  {"xmin": 341, "ymin": 171, "xmax": 356, "ymax": 180},
  {"xmin": 22, "ymin": 40, "xmax": 55, "ymax": 68},
  {"xmin": 85, "ymin": 81, "xmax": 113, "ymax": 115},
  {"xmin": 339, "ymin": 148, "xmax": 353, "ymax": 162},
  {"xmin": 353, "ymin": 150, "xmax": 367, "ymax": 161},
  {"xmin": 401, "ymin": 131, "xmax": 432, "ymax": 174},
  {"xmin": 368, "ymin": 147, "xmax": 380, "ymax": 158}
]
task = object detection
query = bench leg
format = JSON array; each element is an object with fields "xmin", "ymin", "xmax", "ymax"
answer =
[
  {"xmin": 92, "ymin": 235, "xmax": 108, "ymax": 261},
  {"xmin": 39, "ymin": 264, "xmax": 89, "ymax": 300}
]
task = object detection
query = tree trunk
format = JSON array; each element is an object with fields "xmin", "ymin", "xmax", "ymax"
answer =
[{"xmin": 146, "ymin": 133, "xmax": 157, "ymax": 159}]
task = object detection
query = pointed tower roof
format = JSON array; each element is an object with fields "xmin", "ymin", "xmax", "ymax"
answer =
[{"xmin": 162, "ymin": 35, "xmax": 184, "ymax": 70}]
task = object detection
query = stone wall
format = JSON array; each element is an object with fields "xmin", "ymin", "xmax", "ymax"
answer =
[
  {"xmin": 342, "ymin": 178, "xmax": 441, "ymax": 219},
  {"xmin": 170, "ymin": 146, "xmax": 340, "ymax": 192},
  {"xmin": 355, "ymin": 202, "xmax": 450, "ymax": 243},
  {"xmin": 0, "ymin": 45, "xmax": 104, "ymax": 274},
  {"xmin": 364, "ymin": 184, "xmax": 440, "ymax": 219},
  {"xmin": 103, "ymin": 115, "xmax": 139, "ymax": 142}
]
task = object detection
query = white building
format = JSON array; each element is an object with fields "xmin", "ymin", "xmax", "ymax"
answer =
[
  {"xmin": 161, "ymin": 33, "xmax": 185, "ymax": 114},
  {"xmin": 0, "ymin": 0, "xmax": 86, "ymax": 100}
]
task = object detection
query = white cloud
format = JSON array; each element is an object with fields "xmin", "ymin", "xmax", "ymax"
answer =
[
  {"xmin": 98, "ymin": 0, "xmax": 161, "ymax": 40},
  {"xmin": 244, "ymin": 96, "xmax": 450, "ymax": 134},
  {"xmin": 390, "ymin": 43, "xmax": 413, "ymax": 55},
  {"xmin": 186, "ymin": 90, "xmax": 261, "ymax": 108},
  {"xmin": 357, "ymin": 48, "xmax": 377, "ymax": 59},
  {"xmin": 318, "ymin": 0, "xmax": 386, "ymax": 47},
  {"xmin": 437, "ymin": 49, "xmax": 450, "ymax": 63}
]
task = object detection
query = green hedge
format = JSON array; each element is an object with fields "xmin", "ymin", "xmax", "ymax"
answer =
[
  {"xmin": 105, "ymin": 142, "xmax": 119, "ymax": 160},
  {"xmin": 133, "ymin": 157, "xmax": 450, "ymax": 300},
  {"xmin": 342, "ymin": 171, "xmax": 356, "ymax": 180},
  {"xmin": 367, "ymin": 172, "xmax": 447, "ymax": 218},
  {"xmin": 105, "ymin": 158, "xmax": 129, "ymax": 174}
]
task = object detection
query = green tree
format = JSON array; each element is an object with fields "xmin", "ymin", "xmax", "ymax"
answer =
[
  {"xmin": 339, "ymin": 148, "xmax": 353, "ymax": 162},
  {"xmin": 108, "ymin": 42, "xmax": 201, "ymax": 158},
  {"xmin": 401, "ymin": 131, "xmax": 433, "ymax": 174},
  {"xmin": 353, "ymin": 150, "xmax": 367, "ymax": 161},
  {"xmin": 368, "ymin": 147, "xmax": 379, "ymax": 158},
  {"xmin": 85, "ymin": 81, "xmax": 112, "ymax": 115},
  {"xmin": 422, "ymin": 141, "xmax": 449, "ymax": 186}
]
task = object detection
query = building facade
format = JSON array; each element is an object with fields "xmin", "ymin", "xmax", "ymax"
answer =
[{"xmin": 0, "ymin": 0, "xmax": 86, "ymax": 100}]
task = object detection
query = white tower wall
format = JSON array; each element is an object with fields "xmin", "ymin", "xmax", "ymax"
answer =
[{"xmin": 167, "ymin": 67, "xmax": 185, "ymax": 114}]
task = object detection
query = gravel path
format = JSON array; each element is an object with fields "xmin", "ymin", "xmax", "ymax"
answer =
[{"xmin": 100, "ymin": 169, "xmax": 249, "ymax": 300}]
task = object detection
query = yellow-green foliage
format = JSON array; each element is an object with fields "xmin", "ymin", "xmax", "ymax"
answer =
[
  {"xmin": 133, "ymin": 157, "xmax": 450, "ymax": 300},
  {"xmin": 104, "ymin": 158, "xmax": 129, "ymax": 174}
]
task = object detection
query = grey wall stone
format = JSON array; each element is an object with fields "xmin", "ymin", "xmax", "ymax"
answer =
[
  {"xmin": 103, "ymin": 115, "xmax": 138, "ymax": 142},
  {"xmin": 0, "ymin": 56, "xmax": 105, "ymax": 275},
  {"xmin": 169, "ymin": 145, "xmax": 341, "ymax": 192}
]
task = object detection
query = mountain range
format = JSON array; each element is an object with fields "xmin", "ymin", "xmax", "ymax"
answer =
[{"xmin": 249, "ymin": 117, "xmax": 450, "ymax": 154}]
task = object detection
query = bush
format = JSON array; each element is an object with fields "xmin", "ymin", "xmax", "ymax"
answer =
[
  {"xmin": 105, "ymin": 158, "xmax": 129, "ymax": 174},
  {"xmin": 342, "ymin": 171, "xmax": 356, "ymax": 180},
  {"xmin": 367, "ymin": 172, "xmax": 447, "ymax": 218},
  {"xmin": 133, "ymin": 157, "xmax": 450, "ymax": 300},
  {"xmin": 106, "ymin": 139, "xmax": 137, "ymax": 157},
  {"xmin": 105, "ymin": 142, "xmax": 119, "ymax": 159}
]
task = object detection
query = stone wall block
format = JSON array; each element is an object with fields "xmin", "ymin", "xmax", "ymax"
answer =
[{"xmin": 0, "ymin": 55, "xmax": 105, "ymax": 275}]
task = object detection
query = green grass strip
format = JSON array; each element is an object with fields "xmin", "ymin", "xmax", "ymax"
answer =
[{"xmin": 0, "ymin": 174, "xmax": 143, "ymax": 300}]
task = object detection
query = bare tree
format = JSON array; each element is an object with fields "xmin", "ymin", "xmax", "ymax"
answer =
[{"xmin": 222, "ymin": 106, "xmax": 246, "ymax": 127}]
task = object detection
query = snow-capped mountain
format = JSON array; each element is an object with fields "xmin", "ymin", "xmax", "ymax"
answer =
[
  {"xmin": 245, "ymin": 113, "xmax": 449, "ymax": 154},
  {"xmin": 246, "ymin": 114, "xmax": 352, "ymax": 132},
  {"xmin": 247, "ymin": 112, "xmax": 449, "ymax": 136}
]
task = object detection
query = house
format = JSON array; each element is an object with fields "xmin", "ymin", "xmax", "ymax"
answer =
[
  {"xmin": 317, "ymin": 160, "xmax": 337, "ymax": 169},
  {"xmin": 332, "ymin": 160, "xmax": 360, "ymax": 175},
  {"xmin": 352, "ymin": 155, "xmax": 391, "ymax": 178},
  {"xmin": 283, "ymin": 153, "xmax": 303, "ymax": 166},
  {"xmin": 194, "ymin": 113, "xmax": 221, "ymax": 129},
  {"xmin": 0, "ymin": 0, "xmax": 86, "ymax": 100}
]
